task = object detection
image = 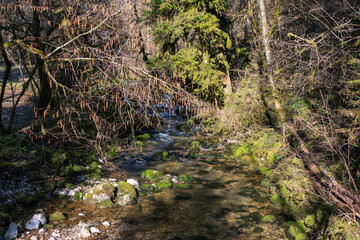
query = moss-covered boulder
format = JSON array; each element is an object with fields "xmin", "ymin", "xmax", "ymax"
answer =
[
  {"xmin": 139, "ymin": 184, "xmax": 155, "ymax": 193},
  {"xmin": 49, "ymin": 211, "xmax": 67, "ymax": 221},
  {"xmin": 155, "ymin": 179, "xmax": 172, "ymax": 190},
  {"xmin": 116, "ymin": 182, "xmax": 137, "ymax": 205},
  {"xmin": 74, "ymin": 192, "xmax": 85, "ymax": 200},
  {"xmin": 85, "ymin": 182, "xmax": 115, "ymax": 204},
  {"xmin": 98, "ymin": 199, "xmax": 115, "ymax": 208},
  {"xmin": 175, "ymin": 122, "xmax": 191, "ymax": 131},
  {"xmin": 0, "ymin": 212, "xmax": 11, "ymax": 227},
  {"xmin": 141, "ymin": 169, "xmax": 164, "ymax": 181},
  {"xmin": 134, "ymin": 141, "xmax": 144, "ymax": 149}
]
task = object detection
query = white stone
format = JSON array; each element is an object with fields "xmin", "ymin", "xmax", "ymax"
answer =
[
  {"xmin": 90, "ymin": 227, "xmax": 101, "ymax": 234},
  {"xmin": 78, "ymin": 221, "xmax": 90, "ymax": 229},
  {"xmin": 80, "ymin": 228, "xmax": 91, "ymax": 238},
  {"xmin": 102, "ymin": 221, "xmax": 110, "ymax": 227},
  {"xmin": 25, "ymin": 220, "xmax": 41, "ymax": 231},
  {"xmin": 172, "ymin": 178, "xmax": 179, "ymax": 184},
  {"xmin": 108, "ymin": 178, "xmax": 117, "ymax": 182},
  {"xmin": 39, "ymin": 228, "xmax": 45, "ymax": 234},
  {"xmin": 126, "ymin": 179, "xmax": 139, "ymax": 187},
  {"xmin": 49, "ymin": 237, "xmax": 56, "ymax": 240},
  {"xmin": 30, "ymin": 236, "xmax": 38, "ymax": 240},
  {"xmin": 78, "ymin": 213, "xmax": 86, "ymax": 217},
  {"xmin": 31, "ymin": 213, "xmax": 47, "ymax": 225},
  {"xmin": 4, "ymin": 222, "xmax": 19, "ymax": 240},
  {"xmin": 52, "ymin": 232, "xmax": 60, "ymax": 237}
]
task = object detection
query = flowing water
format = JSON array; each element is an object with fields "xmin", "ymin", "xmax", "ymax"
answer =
[{"xmin": 26, "ymin": 113, "xmax": 288, "ymax": 240}]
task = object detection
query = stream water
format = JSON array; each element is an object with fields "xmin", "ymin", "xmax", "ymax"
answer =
[{"xmin": 20, "ymin": 111, "xmax": 288, "ymax": 240}]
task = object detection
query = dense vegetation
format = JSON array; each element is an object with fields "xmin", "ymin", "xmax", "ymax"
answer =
[{"xmin": 0, "ymin": 0, "xmax": 359, "ymax": 239}]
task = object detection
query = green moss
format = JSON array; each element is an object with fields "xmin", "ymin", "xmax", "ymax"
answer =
[
  {"xmin": 176, "ymin": 183, "xmax": 190, "ymax": 189},
  {"xmin": 155, "ymin": 180, "xmax": 172, "ymax": 190},
  {"xmin": 152, "ymin": 151, "xmax": 169, "ymax": 160},
  {"xmin": 105, "ymin": 146, "xmax": 118, "ymax": 158},
  {"xmin": 43, "ymin": 224, "xmax": 54, "ymax": 229},
  {"xmin": 136, "ymin": 133, "xmax": 151, "ymax": 140},
  {"xmin": 134, "ymin": 141, "xmax": 144, "ymax": 148},
  {"xmin": 65, "ymin": 183, "xmax": 75, "ymax": 189},
  {"xmin": 72, "ymin": 165, "xmax": 87, "ymax": 174},
  {"xmin": 117, "ymin": 182, "xmax": 137, "ymax": 198},
  {"xmin": 178, "ymin": 174, "xmax": 195, "ymax": 183},
  {"xmin": 0, "ymin": 212, "xmax": 11, "ymax": 227},
  {"xmin": 97, "ymin": 199, "xmax": 115, "ymax": 208},
  {"xmin": 189, "ymin": 141, "xmax": 201, "ymax": 152},
  {"xmin": 295, "ymin": 233, "xmax": 307, "ymax": 240},
  {"xmin": 85, "ymin": 183, "xmax": 115, "ymax": 203},
  {"xmin": 43, "ymin": 181, "xmax": 57, "ymax": 191},
  {"xmin": 270, "ymin": 194, "xmax": 284, "ymax": 205},
  {"xmin": 74, "ymin": 192, "xmax": 84, "ymax": 200},
  {"xmin": 140, "ymin": 184, "xmax": 155, "ymax": 192},
  {"xmin": 262, "ymin": 215, "xmax": 276, "ymax": 223},
  {"xmin": 175, "ymin": 122, "xmax": 191, "ymax": 131},
  {"xmin": 49, "ymin": 211, "xmax": 67, "ymax": 221},
  {"xmin": 141, "ymin": 169, "xmax": 164, "ymax": 181}
]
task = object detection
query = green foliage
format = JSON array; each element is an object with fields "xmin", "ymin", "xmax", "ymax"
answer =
[
  {"xmin": 146, "ymin": 0, "xmax": 234, "ymax": 103},
  {"xmin": 136, "ymin": 133, "xmax": 151, "ymax": 140}
]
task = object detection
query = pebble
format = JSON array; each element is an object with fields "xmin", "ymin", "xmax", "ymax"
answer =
[
  {"xmin": 49, "ymin": 237, "xmax": 56, "ymax": 240},
  {"xmin": 51, "ymin": 232, "xmax": 60, "ymax": 238},
  {"xmin": 78, "ymin": 213, "xmax": 86, "ymax": 217},
  {"xmin": 80, "ymin": 228, "xmax": 91, "ymax": 238},
  {"xmin": 102, "ymin": 221, "xmax": 111, "ymax": 227},
  {"xmin": 78, "ymin": 221, "xmax": 90, "ymax": 229},
  {"xmin": 30, "ymin": 236, "xmax": 38, "ymax": 240},
  {"xmin": 90, "ymin": 227, "xmax": 101, "ymax": 234},
  {"xmin": 39, "ymin": 228, "xmax": 45, "ymax": 234}
]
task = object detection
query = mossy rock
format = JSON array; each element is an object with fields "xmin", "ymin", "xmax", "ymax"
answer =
[
  {"xmin": 74, "ymin": 192, "xmax": 85, "ymax": 200},
  {"xmin": 260, "ymin": 178, "xmax": 271, "ymax": 188},
  {"xmin": 155, "ymin": 179, "xmax": 172, "ymax": 190},
  {"xmin": 189, "ymin": 141, "xmax": 201, "ymax": 152},
  {"xmin": 134, "ymin": 141, "xmax": 144, "ymax": 148},
  {"xmin": 178, "ymin": 174, "xmax": 195, "ymax": 183},
  {"xmin": 63, "ymin": 166, "xmax": 75, "ymax": 177},
  {"xmin": 139, "ymin": 184, "xmax": 155, "ymax": 193},
  {"xmin": 141, "ymin": 169, "xmax": 164, "ymax": 181},
  {"xmin": 152, "ymin": 151, "xmax": 169, "ymax": 160},
  {"xmin": 270, "ymin": 194, "xmax": 284, "ymax": 205},
  {"xmin": 43, "ymin": 181, "xmax": 57, "ymax": 191},
  {"xmin": 262, "ymin": 215, "xmax": 276, "ymax": 223},
  {"xmin": 0, "ymin": 212, "xmax": 11, "ymax": 227},
  {"xmin": 57, "ymin": 194, "xmax": 70, "ymax": 199},
  {"xmin": 86, "ymin": 172, "xmax": 101, "ymax": 180},
  {"xmin": 89, "ymin": 161, "xmax": 99, "ymax": 171},
  {"xmin": 105, "ymin": 146, "xmax": 118, "ymax": 158},
  {"xmin": 97, "ymin": 199, "xmax": 115, "ymax": 208},
  {"xmin": 175, "ymin": 183, "xmax": 190, "ymax": 189},
  {"xmin": 117, "ymin": 182, "xmax": 137, "ymax": 198},
  {"xmin": 136, "ymin": 133, "xmax": 151, "ymax": 140},
  {"xmin": 295, "ymin": 233, "xmax": 307, "ymax": 240},
  {"xmin": 49, "ymin": 211, "xmax": 67, "ymax": 221},
  {"xmin": 72, "ymin": 165, "xmax": 88, "ymax": 174},
  {"xmin": 85, "ymin": 182, "xmax": 115, "ymax": 204}
]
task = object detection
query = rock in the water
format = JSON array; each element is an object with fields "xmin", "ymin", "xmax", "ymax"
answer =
[
  {"xmin": 25, "ymin": 220, "xmax": 41, "ymax": 230},
  {"xmin": 126, "ymin": 179, "xmax": 139, "ymax": 187},
  {"xmin": 90, "ymin": 227, "xmax": 101, "ymax": 234},
  {"xmin": 80, "ymin": 228, "xmax": 91, "ymax": 238},
  {"xmin": 4, "ymin": 222, "xmax": 19, "ymax": 240},
  {"xmin": 49, "ymin": 211, "xmax": 67, "ymax": 221},
  {"xmin": 85, "ymin": 182, "xmax": 115, "ymax": 204},
  {"xmin": 116, "ymin": 182, "xmax": 137, "ymax": 205},
  {"xmin": 97, "ymin": 199, "xmax": 115, "ymax": 208},
  {"xmin": 31, "ymin": 213, "xmax": 47, "ymax": 225}
]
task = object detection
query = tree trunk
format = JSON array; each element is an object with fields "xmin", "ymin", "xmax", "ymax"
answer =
[
  {"xmin": 257, "ymin": 0, "xmax": 284, "ymax": 128},
  {"xmin": 0, "ymin": 32, "xmax": 12, "ymax": 134},
  {"xmin": 33, "ymin": 0, "xmax": 51, "ymax": 113}
]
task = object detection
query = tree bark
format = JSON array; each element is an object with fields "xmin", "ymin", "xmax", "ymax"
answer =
[
  {"xmin": 33, "ymin": 0, "xmax": 51, "ymax": 113},
  {"xmin": 0, "ymin": 32, "xmax": 12, "ymax": 134},
  {"xmin": 257, "ymin": 0, "xmax": 284, "ymax": 127}
]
